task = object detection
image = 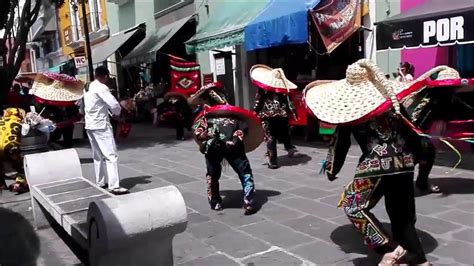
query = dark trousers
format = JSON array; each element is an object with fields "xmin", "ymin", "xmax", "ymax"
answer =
[
  {"xmin": 175, "ymin": 120, "xmax": 184, "ymax": 139},
  {"xmin": 50, "ymin": 126, "xmax": 74, "ymax": 148},
  {"xmin": 342, "ymin": 172, "xmax": 427, "ymax": 264},
  {"xmin": 262, "ymin": 117, "xmax": 294, "ymax": 165},
  {"xmin": 205, "ymin": 142, "xmax": 255, "ymax": 208},
  {"xmin": 416, "ymin": 139, "xmax": 435, "ymax": 188}
]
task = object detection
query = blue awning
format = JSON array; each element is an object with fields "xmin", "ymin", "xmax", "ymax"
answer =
[{"xmin": 244, "ymin": 0, "xmax": 320, "ymax": 51}]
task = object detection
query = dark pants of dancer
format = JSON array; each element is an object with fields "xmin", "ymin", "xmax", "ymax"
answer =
[
  {"xmin": 342, "ymin": 172, "xmax": 427, "ymax": 264},
  {"xmin": 50, "ymin": 126, "xmax": 74, "ymax": 148},
  {"xmin": 416, "ymin": 139, "xmax": 435, "ymax": 188},
  {"xmin": 262, "ymin": 117, "xmax": 293, "ymax": 165},
  {"xmin": 175, "ymin": 120, "xmax": 184, "ymax": 139},
  {"xmin": 205, "ymin": 141, "xmax": 255, "ymax": 208}
]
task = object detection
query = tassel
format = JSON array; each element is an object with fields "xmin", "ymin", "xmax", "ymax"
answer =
[{"xmin": 439, "ymin": 138, "xmax": 462, "ymax": 169}]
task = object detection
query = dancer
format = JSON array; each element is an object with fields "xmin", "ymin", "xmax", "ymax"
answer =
[
  {"xmin": 250, "ymin": 65, "xmax": 298, "ymax": 169},
  {"xmin": 305, "ymin": 59, "xmax": 429, "ymax": 265},
  {"xmin": 189, "ymin": 83, "xmax": 264, "ymax": 214},
  {"xmin": 403, "ymin": 66, "xmax": 474, "ymax": 193},
  {"xmin": 158, "ymin": 92, "xmax": 192, "ymax": 140}
]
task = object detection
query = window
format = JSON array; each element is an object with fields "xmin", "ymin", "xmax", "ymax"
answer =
[
  {"xmin": 69, "ymin": 1, "xmax": 82, "ymax": 41},
  {"xmin": 89, "ymin": 0, "xmax": 102, "ymax": 31}
]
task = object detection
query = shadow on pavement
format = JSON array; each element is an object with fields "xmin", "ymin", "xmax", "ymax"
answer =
[
  {"xmin": 120, "ymin": 176, "xmax": 153, "ymax": 190},
  {"xmin": 219, "ymin": 189, "xmax": 281, "ymax": 214},
  {"xmin": 0, "ymin": 207, "xmax": 41, "ymax": 266},
  {"xmin": 331, "ymin": 223, "xmax": 438, "ymax": 264},
  {"xmin": 416, "ymin": 177, "xmax": 474, "ymax": 197},
  {"xmin": 278, "ymin": 153, "xmax": 312, "ymax": 167}
]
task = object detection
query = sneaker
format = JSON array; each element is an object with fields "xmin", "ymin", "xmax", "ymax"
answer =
[
  {"xmin": 97, "ymin": 183, "xmax": 108, "ymax": 189},
  {"xmin": 108, "ymin": 187, "xmax": 129, "ymax": 195},
  {"xmin": 212, "ymin": 203, "xmax": 223, "ymax": 211}
]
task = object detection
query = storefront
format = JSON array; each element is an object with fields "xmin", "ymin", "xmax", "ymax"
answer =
[
  {"xmin": 243, "ymin": 0, "xmax": 367, "ymax": 139},
  {"xmin": 376, "ymin": 0, "xmax": 474, "ymax": 77}
]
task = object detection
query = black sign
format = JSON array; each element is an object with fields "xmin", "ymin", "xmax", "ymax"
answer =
[{"xmin": 376, "ymin": 10, "xmax": 474, "ymax": 50}]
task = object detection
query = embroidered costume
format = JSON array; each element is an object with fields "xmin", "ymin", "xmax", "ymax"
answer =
[
  {"xmin": 190, "ymin": 83, "xmax": 264, "ymax": 214},
  {"xmin": 250, "ymin": 65, "xmax": 298, "ymax": 169},
  {"xmin": 305, "ymin": 59, "xmax": 429, "ymax": 265}
]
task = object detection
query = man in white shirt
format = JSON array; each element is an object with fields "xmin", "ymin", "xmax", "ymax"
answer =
[{"xmin": 84, "ymin": 66, "xmax": 128, "ymax": 195}]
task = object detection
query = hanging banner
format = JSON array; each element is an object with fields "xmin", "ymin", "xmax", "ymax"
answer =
[
  {"xmin": 169, "ymin": 58, "xmax": 201, "ymax": 96},
  {"xmin": 310, "ymin": 0, "xmax": 362, "ymax": 53}
]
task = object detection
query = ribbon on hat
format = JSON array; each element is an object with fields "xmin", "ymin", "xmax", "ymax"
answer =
[{"xmin": 276, "ymin": 68, "xmax": 298, "ymax": 121}]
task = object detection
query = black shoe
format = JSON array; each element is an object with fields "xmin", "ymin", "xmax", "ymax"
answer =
[
  {"xmin": 243, "ymin": 202, "xmax": 256, "ymax": 215},
  {"xmin": 268, "ymin": 164, "xmax": 280, "ymax": 169}
]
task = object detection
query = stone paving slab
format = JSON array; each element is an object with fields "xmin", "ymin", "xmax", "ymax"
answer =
[{"xmin": 3, "ymin": 124, "xmax": 474, "ymax": 265}]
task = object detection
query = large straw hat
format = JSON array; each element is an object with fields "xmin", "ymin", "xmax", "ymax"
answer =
[
  {"xmin": 30, "ymin": 72, "xmax": 84, "ymax": 105},
  {"xmin": 304, "ymin": 59, "xmax": 426, "ymax": 125},
  {"xmin": 417, "ymin": 65, "xmax": 474, "ymax": 88},
  {"xmin": 193, "ymin": 105, "xmax": 264, "ymax": 153},
  {"xmin": 250, "ymin": 64, "xmax": 297, "ymax": 93},
  {"xmin": 188, "ymin": 82, "xmax": 225, "ymax": 105}
]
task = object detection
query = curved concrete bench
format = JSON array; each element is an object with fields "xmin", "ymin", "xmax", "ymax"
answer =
[{"xmin": 24, "ymin": 148, "xmax": 187, "ymax": 266}]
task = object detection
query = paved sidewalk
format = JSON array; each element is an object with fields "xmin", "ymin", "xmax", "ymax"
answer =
[{"xmin": 2, "ymin": 124, "xmax": 474, "ymax": 265}]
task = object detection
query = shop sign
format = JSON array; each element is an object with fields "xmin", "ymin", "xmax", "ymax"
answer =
[
  {"xmin": 215, "ymin": 58, "xmax": 225, "ymax": 75},
  {"xmin": 377, "ymin": 11, "xmax": 474, "ymax": 50},
  {"xmin": 423, "ymin": 16, "xmax": 464, "ymax": 44},
  {"xmin": 74, "ymin": 56, "xmax": 87, "ymax": 68}
]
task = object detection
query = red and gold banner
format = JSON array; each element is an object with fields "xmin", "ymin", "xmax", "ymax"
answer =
[
  {"xmin": 311, "ymin": 0, "xmax": 362, "ymax": 53},
  {"xmin": 169, "ymin": 58, "xmax": 201, "ymax": 97}
]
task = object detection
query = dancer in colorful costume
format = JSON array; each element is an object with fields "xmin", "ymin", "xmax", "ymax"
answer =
[
  {"xmin": 305, "ymin": 59, "xmax": 429, "ymax": 265},
  {"xmin": 250, "ymin": 65, "xmax": 298, "ymax": 169},
  {"xmin": 189, "ymin": 83, "xmax": 264, "ymax": 214},
  {"xmin": 403, "ymin": 66, "xmax": 474, "ymax": 193},
  {"xmin": 0, "ymin": 108, "xmax": 27, "ymax": 193}
]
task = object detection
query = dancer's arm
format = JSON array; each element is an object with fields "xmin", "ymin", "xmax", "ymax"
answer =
[{"xmin": 326, "ymin": 126, "xmax": 352, "ymax": 181}]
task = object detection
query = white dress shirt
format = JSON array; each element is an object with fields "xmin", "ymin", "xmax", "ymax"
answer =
[{"xmin": 84, "ymin": 80, "xmax": 121, "ymax": 130}]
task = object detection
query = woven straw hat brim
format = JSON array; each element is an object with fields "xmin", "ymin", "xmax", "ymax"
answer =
[
  {"xmin": 304, "ymin": 78, "xmax": 426, "ymax": 125},
  {"xmin": 188, "ymin": 83, "xmax": 224, "ymax": 105},
  {"xmin": 15, "ymin": 72, "xmax": 38, "ymax": 82},
  {"xmin": 250, "ymin": 64, "xmax": 297, "ymax": 93},
  {"xmin": 193, "ymin": 105, "xmax": 264, "ymax": 153},
  {"xmin": 30, "ymin": 74, "xmax": 84, "ymax": 102},
  {"xmin": 415, "ymin": 65, "xmax": 474, "ymax": 88}
]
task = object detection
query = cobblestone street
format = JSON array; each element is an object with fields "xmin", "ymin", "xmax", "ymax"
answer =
[{"xmin": 2, "ymin": 124, "xmax": 474, "ymax": 265}]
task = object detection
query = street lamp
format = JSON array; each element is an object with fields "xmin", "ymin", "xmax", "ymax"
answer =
[{"xmin": 77, "ymin": 0, "xmax": 94, "ymax": 81}]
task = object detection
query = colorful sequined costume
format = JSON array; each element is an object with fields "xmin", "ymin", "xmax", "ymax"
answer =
[
  {"xmin": 254, "ymin": 89, "xmax": 296, "ymax": 167},
  {"xmin": 325, "ymin": 112, "xmax": 427, "ymax": 263},
  {"xmin": 0, "ymin": 108, "xmax": 28, "ymax": 193},
  {"xmin": 191, "ymin": 87, "xmax": 256, "ymax": 214}
]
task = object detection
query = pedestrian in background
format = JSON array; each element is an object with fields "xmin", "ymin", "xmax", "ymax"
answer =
[{"xmin": 83, "ymin": 66, "xmax": 128, "ymax": 195}]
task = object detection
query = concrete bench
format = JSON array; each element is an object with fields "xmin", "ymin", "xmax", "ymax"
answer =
[{"xmin": 24, "ymin": 148, "xmax": 187, "ymax": 266}]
